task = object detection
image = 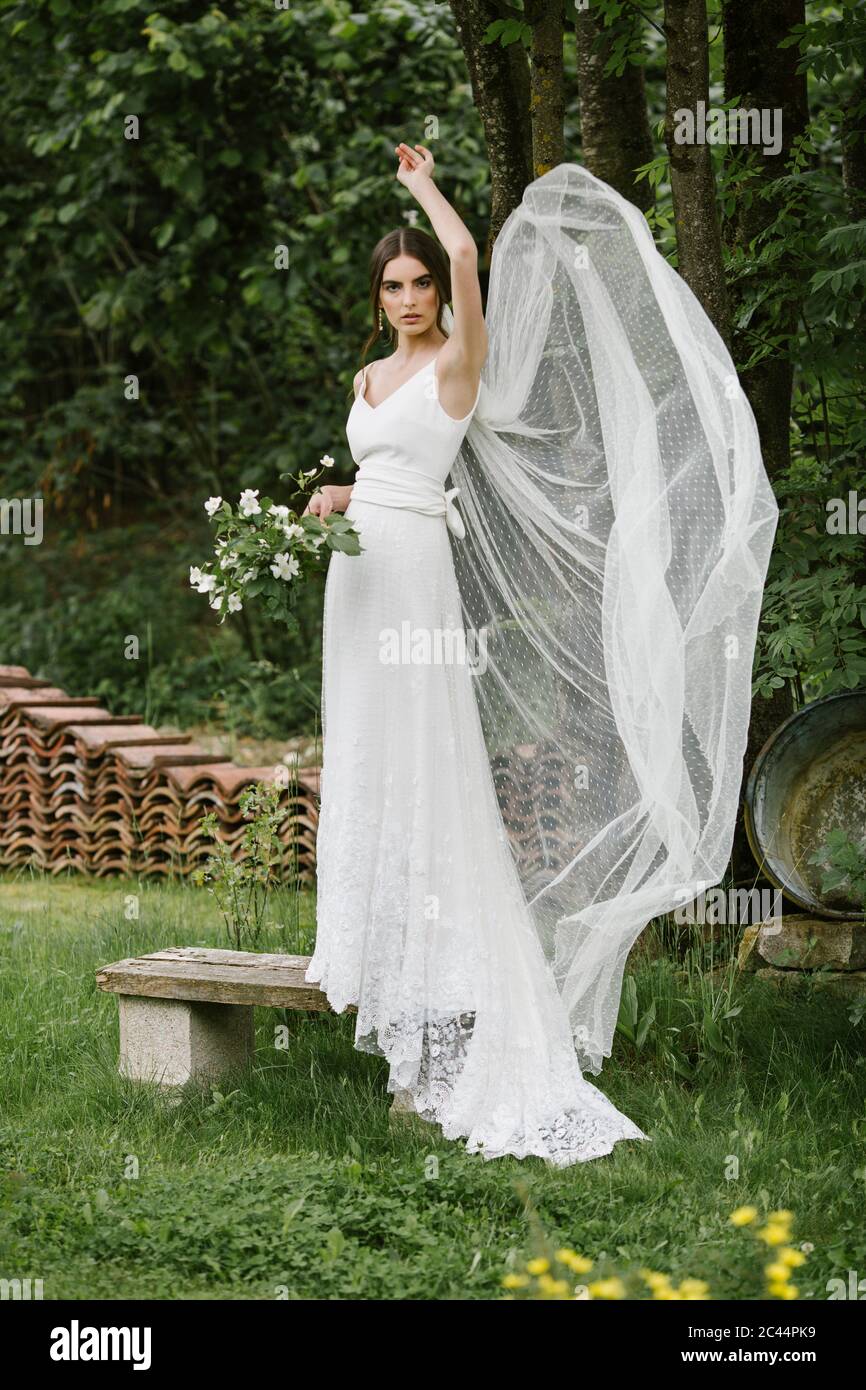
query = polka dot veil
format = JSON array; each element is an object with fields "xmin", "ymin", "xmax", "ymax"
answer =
[{"xmin": 445, "ymin": 164, "xmax": 779, "ymax": 1075}]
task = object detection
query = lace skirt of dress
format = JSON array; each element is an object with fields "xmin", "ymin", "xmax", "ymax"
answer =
[{"xmin": 306, "ymin": 498, "xmax": 650, "ymax": 1167}]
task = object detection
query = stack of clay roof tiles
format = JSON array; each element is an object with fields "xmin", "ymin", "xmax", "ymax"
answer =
[{"xmin": 0, "ymin": 665, "xmax": 320, "ymax": 882}]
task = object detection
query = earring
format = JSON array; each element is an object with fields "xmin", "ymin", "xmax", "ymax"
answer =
[{"xmin": 378, "ymin": 307, "xmax": 384, "ymax": 333}]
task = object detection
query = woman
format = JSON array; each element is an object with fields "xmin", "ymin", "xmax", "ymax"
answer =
[{"xmin": 303, "ymin": 143, "xmax": 777, "ymax": 1167}]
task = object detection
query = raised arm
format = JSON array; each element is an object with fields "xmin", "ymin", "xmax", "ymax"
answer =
[{"xmin": 394, "ymin": 143, "xmax": 488, "ymax": 388}]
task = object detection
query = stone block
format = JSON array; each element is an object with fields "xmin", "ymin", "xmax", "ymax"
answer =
[
  {"xmin": 118, "ymin": 994, "xmax": 254, "ymax": 1088},
  {"xmin": 737, "ymin": 915, "xmax": 866, "ymax": 973}
]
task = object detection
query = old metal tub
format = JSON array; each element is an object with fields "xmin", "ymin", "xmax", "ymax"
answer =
[{"xmin": 744, "ymin": 690, "xmax": 866, "ymax": 919}]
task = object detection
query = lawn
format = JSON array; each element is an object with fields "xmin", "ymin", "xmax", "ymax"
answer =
[{"xmin": 0, "ymin": 874, "xmax": 863, "ymax": 1300}]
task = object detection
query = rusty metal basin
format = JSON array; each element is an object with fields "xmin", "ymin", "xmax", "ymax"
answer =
[{"xmin": 744, "ymin": 690, "xmax": 866, "ymax": 919}]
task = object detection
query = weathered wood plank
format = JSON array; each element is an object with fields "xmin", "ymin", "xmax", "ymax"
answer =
[
  {"xmin": 145, "ymin": 947, "xmax": 313, "ymax": 968},
  {"xmin": 95, "ymin": 947, "xmax": 356, "ymax": 1012}
]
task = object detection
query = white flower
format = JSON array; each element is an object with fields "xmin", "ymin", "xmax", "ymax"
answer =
[
  {"xmin": 239, "ymin": 488, "xmax": 261, "ymax": 516},
  {"xmin": 219, "ymin": 551, "xmax": 239, "ymax": 569},
  {"xmin": 268, "ymin": 503, "xmax": 290, "ymax": 520},
  {"xmin": 270, "ymin": 552, "xmax": 300, "ymax": 581},
  {"xmin": 302, "ymin": 467, "xmax": 319, "ymax": 480},
  {"xmin": 227, "ymin": 592, "xmax": 243, "ymax": 612},
  {"xmin": 209, "ymin": 591, "xmax": 224, "ymax": 610},
  {"xmin": 283, "ymin": 522, "xmax": 305, "ymax": 540},
  {"xmin": 190, "ymin": 566, "xmax": 217, "ymax": 593},
  {"xmin": 241, "ymin": 569, "xmax": 257, "ymax": 583},
  {"xmin": 204, "ymin": 496, "xmax": 222, "ymax": 516},
  {"xmin": 311, "ymin": 535, "xmax": 326, "ymax": 548},
  {"xmin": 320, "ymin": 455, "xmax": 335, "ymax": 468}
]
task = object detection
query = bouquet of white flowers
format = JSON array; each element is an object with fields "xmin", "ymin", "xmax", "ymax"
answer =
[{"xmin": 190, "ymin": 455, "xmax": 361, "ymax": 631}]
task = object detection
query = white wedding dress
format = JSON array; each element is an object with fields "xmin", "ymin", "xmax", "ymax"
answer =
[{"xmin": 306, "ymin": 348, "xmax": 650, "ymax": 1166}]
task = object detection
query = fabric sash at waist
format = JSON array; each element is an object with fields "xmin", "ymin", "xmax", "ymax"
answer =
[{"xmin": 350, "ymin": 461, "xmax": 465, "ymax": 539}]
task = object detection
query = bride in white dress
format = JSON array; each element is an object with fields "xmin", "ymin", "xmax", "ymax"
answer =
[{"xmin": 303, "ymin": 142, "xmax": 651, "ymax": 1166}]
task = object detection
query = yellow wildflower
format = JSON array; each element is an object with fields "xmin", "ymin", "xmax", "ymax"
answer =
[
  {"xmin": 729, "ymin": 1205, "xmax": 758, "ymax": 1226},
  {"xmin": 758, "ymin": 1223, "xmax": 789, "ymax": 1246},
  {"xmin": 768, "ymin": 1281, "xmax": 799, "ymax": 1300},
  {"xmin": 767, "ymin": 1210, "xmax": 793, "ymax": 1226},
  {"xmin": 778, "ymin": 1247, "xmax": 807, "ymax": 1268},
  {"xmin": 501, "ymin": 1273, "xmax": 530, "ymax": 1289},
  {"xmin": 764, "ymin": 1262, "xmax": 791, "ymax": 1283},
  {"xmin": 588, "ymin": 1277, "xmax": 626, "ymax": 1300},
  {"xmin": 526, "ymin": 1256, "xmax": 550, "ymax": 1275},
  {"xmin": 537, "ymin": 1273, "xmax": 572, "ymax": 1297},
  {"xmin": 677, "ymin": 1278, "xmax": 711, "ymax": 1299},
  {"xmin": 556, "ymin": 1249, "xmax": 593, "ymax": 1274},
  {"xmin": 640, "ymin": 1269, "xmax": 672, "ymax": 1291}
]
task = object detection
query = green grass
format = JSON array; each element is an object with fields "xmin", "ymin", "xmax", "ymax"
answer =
[{"xmin": 0, "ymin": 873, "xmax": 864, "ymax": 1300}]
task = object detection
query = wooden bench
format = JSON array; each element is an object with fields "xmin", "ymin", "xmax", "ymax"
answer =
[{"xmin": 95, "ymin": 947, "xmax": 414, "ymax": 1117}]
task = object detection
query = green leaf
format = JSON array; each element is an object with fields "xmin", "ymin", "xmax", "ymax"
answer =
[
  {"xmin": 703, "ymin": 1016, "xmax": 726, "ymax": 1053},
  {"xmin": 635, "ymin": 999, "xmax": 656, "ymax": 1048},
  {"xmin": 327, "ymin": 533, "xmax": 361, "ymax": 555},
  {"xmin": 669, "ymin": 1052, "xmax": 694, "ymax": 1081}
]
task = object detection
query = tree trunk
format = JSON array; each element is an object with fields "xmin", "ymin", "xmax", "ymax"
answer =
[
  {"xmin": 525, "ymin": 0, "xmax": 565, "ymax": 177},
  {"xmin": 841, "ymin": 73, "xmax": 866, "ymax": 217},
  {"xmin": 712, "ymin": 4, "xmax": 807, "ymax": 887},
  {"xmin": 841, "ymin": 73, "xmax": 866, "ymax": 397},
  {"xmin": 448, "ymin": 0, "xmax": 532, "ymax": 250},
  {"xmin": 574, "ymin": 6, "xmax": 655, "ymax": 212},
  {"xmin": 664, "ymin": 0, "xmax": 731, "ymax": 345},
  {"xmin": 721, "ymin": 0, "xmax": 809, "ymax": 479}
]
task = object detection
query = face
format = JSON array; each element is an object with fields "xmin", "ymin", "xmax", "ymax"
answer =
[{"xmin": 378, "ymin": 254, "xmax": 439, "ymax": 337}]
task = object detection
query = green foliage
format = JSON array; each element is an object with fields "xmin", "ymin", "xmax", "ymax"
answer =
[
  {"xmin": 710, "ymin": 43, "xmax": 866, "ymax": 702},
  {"xmin": 808, "ymin": 829, "xmax": 866, "ymax": 914},
  {"xmin": 614, "ymin": 973, "xmax": 656, "ymax": 1055},
  {"xmin": 0, "ymin": 0, "xmax": 488, "ymax": 502},
  {"xmin": 484, "ymin": 17, "xmax": 531, "ymax": 50},
  {"xmin": 616, "ymin": 952, "xmax": 745, "ymax": 1084},
  {"xmin": 192, "ymin": 781, "xmax": 289, "ymax": 950},
  {"xmin": 753, "ymin": 457, "xmax": 866, "ymax": 700},
  {"xmin": 0, "ymin": 0, "xmax": 487, "ymax": 733},
  {"xmin": 3, "ymin": 516, "xmax": 326, "ymax": 735}
]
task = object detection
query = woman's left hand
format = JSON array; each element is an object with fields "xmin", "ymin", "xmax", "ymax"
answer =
[{"xmin": 394, "ymin": 142, "xmax": 435, "ymax": 192}]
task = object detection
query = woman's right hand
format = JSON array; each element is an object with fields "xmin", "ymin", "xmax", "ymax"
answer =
[{"xmin": 303, "ymin": 484, "xmax": 352, "ymax": 521}]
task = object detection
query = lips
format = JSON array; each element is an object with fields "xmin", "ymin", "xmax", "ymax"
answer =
[{"xmin": 402, "ymin": 315, "xmax": 419, "ymax": 320}]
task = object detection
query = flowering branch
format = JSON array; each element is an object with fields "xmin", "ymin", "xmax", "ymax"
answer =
[{"xmin": 190, "ymin": 455, "xmax": 362, "ymax": 631}]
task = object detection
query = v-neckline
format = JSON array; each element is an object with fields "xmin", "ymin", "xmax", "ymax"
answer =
[{"xmin": 359, "ymin": 350, "xmax": 442, "ymax": 413}]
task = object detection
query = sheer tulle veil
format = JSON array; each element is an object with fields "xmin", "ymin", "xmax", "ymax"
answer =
[{"xmin": 441, "ymin": 162, "xmax": 779, "ymax": 1075}]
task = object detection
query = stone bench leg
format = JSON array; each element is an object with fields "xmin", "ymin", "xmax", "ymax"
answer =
[
  {"xmin": 118, "ymin": 995, "xmax": 254, "ymax": 1088},
  {"xmin": 389, "ymin": 1084, "xmax": 434, "ymax": 1126}
]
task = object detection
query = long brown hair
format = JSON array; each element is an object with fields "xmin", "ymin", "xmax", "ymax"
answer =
[{"xmin": 349, "ymin": 228, "xmax": 452, "ymax": 401}]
